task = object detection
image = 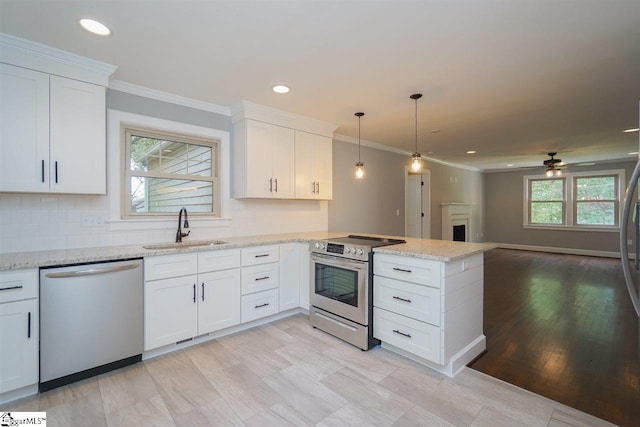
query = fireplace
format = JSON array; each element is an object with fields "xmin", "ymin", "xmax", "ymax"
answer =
[{"xmin": 442, "ymin": 203, "xmax": 472, "ymax": 242}]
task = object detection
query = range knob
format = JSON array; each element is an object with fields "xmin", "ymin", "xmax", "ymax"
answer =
[
  {"xmin": 349, "ymin": 247, "xmax": 357, "ymax": 254},
  {"xmin": 356, "ymin": 248, "xmax": 364, "ymax": 256},
  {"xmin": 315, "ymin": 242, "xmax": 325, "ymax": 250}
]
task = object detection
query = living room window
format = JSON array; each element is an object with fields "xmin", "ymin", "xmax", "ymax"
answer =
[
  {"xmin": 123, "ymin": 126, "xmax": 219, "ymax": 218},
  {"xmin": 524, "ymin": 170, "xmax": 624, "ymax": 230}
]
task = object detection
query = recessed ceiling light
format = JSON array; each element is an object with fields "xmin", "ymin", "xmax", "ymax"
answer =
[
  {"xmin": 466, "ymin": 150, "xmax": 476, "ymax": 154},
  {"xmin": 623, "ymin": 128, "xmax": 639, "ymax": 133},
  {"xmin": 79, "ymin": 18, "xmax": 111, "ymax": 36},
  {"xmin": 272, "ymin": 84, "xmax": 290, "ymax": 94},
  {"xmin": 507, "ymin": 164, "xmax": 514, "ymax": 167},
  {"xmin": 628, "ymin": 151, "xmax": 639, "ymax": 155}
]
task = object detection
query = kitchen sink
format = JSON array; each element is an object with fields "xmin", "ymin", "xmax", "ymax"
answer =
[{"xmin": 142, "ymin": 240, "xmax": 228, "ymax": 250}]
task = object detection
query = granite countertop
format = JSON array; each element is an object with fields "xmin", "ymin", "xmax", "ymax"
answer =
[{"xmin": 0, "ymin": 231, "xmax": 496, "ymax": 271}]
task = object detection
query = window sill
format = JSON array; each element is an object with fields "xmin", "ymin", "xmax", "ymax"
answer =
[
  {"xmin": 108, "ymin": 217, "xmax": 232, "ymax": 232},
  {"xmin": 523, "ymin": 224, "xmax": 620, "ymax": 233}
]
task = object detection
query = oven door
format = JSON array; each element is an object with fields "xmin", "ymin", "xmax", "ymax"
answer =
[{"xmin": 310, "ymin": 253, "xmax": 368, "ymax": 325}]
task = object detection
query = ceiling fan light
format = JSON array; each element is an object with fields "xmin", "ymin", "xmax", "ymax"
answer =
[
  {"xmin": 554, "ymin": 169, "xmax": 562, "ymax": 177},
  {"xmin": 545, "ymin": 168, "xmax": 554, "ymax": 178}
]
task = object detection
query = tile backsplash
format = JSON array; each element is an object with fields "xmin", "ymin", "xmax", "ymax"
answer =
[{"xmin": 0, "ymin": 194, "xmax": 328, "ymax": 254}]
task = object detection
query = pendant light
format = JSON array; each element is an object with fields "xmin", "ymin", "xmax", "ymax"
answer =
[
  {"xmin": 355, "ymin": 112, "xmax": 365, "ymax": 179},
  {"xmin": 410, "ymin": 93, "xmax": 423, "ymax": 172}
]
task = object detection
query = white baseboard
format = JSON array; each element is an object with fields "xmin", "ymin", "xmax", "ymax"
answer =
[{"xmin": 496, "ymin": 243, "xmax": 634, "ymax": 259}]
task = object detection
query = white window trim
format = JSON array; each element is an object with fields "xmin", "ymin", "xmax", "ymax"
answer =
[
  {"xmin": 106, "ymin": 109, "xmax": 231, "ymax": 231},
  {"xmin": 523, "ymin": 169, "xmax": 625, "ymax": 232}
]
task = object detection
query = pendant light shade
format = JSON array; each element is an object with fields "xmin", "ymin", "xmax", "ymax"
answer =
[
  {"xmin": 355, "ymin": 112, "xmax": 365, "ymax": 179},
  {"xmin": 410, "ymin": 93, "xmax": 423, "ymax": 172}
]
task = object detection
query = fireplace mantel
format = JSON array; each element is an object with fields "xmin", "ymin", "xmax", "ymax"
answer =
[{"xmin": 442, "ymin": 203, "xmax": 472, "ymax": 241}]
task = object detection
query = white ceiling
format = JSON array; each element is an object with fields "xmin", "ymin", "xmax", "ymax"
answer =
[{"xmin": 1, "ymin": 0, "xmax": 639, "ymax": 171}]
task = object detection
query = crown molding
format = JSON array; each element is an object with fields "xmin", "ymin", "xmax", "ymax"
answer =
[
  {"xmin": 231, "ymin": 101, "xmax": 337, "ymax": 137},
  {"xmin": 333, "ymin": 133, "xmax": 482, "ymax": 172},
  {"xmin": 0, "ymin": 32, "xmax": 117, "ymax": 86},
  {"xmin": 109, "ymin": 80, "xmax": 231, "ymax": 116}
]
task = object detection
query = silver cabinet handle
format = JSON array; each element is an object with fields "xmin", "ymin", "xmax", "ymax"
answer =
[
  {"xmin": 269, "ymin": 178, "xmax": 273, "ymax": 192},
  {"xmin": 254, "ymin": 303, "xmax": 269, "ymax": 309},
  {"xmin": 201, "ymin": 283, "xmax": 205, "ymax": 301},
  {"xmin": 312, "ymin": 181, "xmax": 316, "ymax": 194},
  {"xmin": 193, "ymin": 284, "xmax": 196, "ymax": 303},
  {"xmin": 392, "ymin": 267, "xmax": 412, "ymax": 273},
  {"xmin": 393, "ymin": 329, "xmax": 412, "ymax": 338},
  {"xmin": 41, "ymin": 160, "xmax": 45, "ymax": 183},
  {"xmin": 44, "ymin": 262, "xmax": 139, "ymax": 278},
  {"xmin": 392, "ymin": 296, "xmax": 412, "ymax": 303},
  {"xmin": 317, "ymin": 182, "xmax": 319, "ymax": 194},
  {"xmin": 275, "ymin": 178, "xmax": 278, "ymax": 192}
]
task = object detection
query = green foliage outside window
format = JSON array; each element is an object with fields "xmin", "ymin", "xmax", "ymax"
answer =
[
  {"xmin": 530, "ymin": 179, "xmax": 564, "ymax": 224},
  {"xmin": 575, "ymin": 176, "xmax": 616, "ymax": 225}
]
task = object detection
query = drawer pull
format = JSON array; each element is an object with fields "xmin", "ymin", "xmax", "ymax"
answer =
[
  {"xmin": 28, "ymin": 312, "xmax": 31, "ymax": 338},
  {"xmin": 0, "ymin": 285, "xmax": 23, "ymax": 291},
  {"xmin": 201, "ymin": 283, "xmax": 205, "ymax": 301},
  {"xmin": 393, "ymin": 329, "xmax": 412, "ymax": 338},
  {"xmin": 254, "ymin": 254, "xmax": 269, "ymax": 258},
  {"xmin": 392, "ymin": 295, "xmax": 412, "ymax": 303},
  {"xmin": 193, "ymin": 284, "xmax": 196, "ymax": 303},
  {"xmin": 254, "ymin": 303, "xmax": 270, "ymax": 309},
  {"xmin": 255, "ymin": 276, "xmax": 270, "ymax": 281},
  {"xmin": 392, "ymin": 267, "xmax": 412, "ymax": 273}
]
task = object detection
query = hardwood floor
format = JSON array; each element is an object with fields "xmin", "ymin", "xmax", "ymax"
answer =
[
  {"xmin": 2, "ymin": 314, "xmax": 615, "ymax": 426},
  {"xmin": 470, "ymin": 248, "xmax": 640, "ymax": 427}
]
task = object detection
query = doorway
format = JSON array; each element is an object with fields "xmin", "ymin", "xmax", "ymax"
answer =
[{"xmin": 405, "ymin": 169, "xmax": 430, "ymax": 238}]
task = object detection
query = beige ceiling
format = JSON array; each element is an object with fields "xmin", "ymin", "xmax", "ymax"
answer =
[{"xmin": 1, "ymin": 0, "xmax": 639, "ymax": 171}]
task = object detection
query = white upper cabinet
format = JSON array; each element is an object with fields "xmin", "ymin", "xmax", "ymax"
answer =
[
  {"xmin": 294, "ymin": 130, "xmax": 332, "ymax": 200},
  {"xmin": 232, "ymin": 101, "xmax": 336, "ymax": 200},
  {"xmin": 234, "ymin": 119, "xmax": 295, "ymax": 198},
  {"xmin": 49, "ymin": 76, "xmax": 106, "ymax": 194},
  {"xmin": 0, "ymin": 34, "xmax": 115, "ymax": 195},
  {"xmin": 0, "ymin": 64, "xmax": 50, "ymax": 193}
]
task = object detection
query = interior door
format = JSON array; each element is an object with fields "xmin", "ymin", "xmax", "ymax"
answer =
[{"xmin": 405, "ymin": 170, "xmax": 431, "ymax": 238}]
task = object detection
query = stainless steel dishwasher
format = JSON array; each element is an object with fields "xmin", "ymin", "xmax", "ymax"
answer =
[{"xmin": 39, "ymin": 258, "xmax": 143, "ymax": 391}]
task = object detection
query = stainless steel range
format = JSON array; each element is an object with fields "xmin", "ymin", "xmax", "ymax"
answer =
[{"xmin": 309, "ymin": 235, "xmax": 405, "ymax": 350}]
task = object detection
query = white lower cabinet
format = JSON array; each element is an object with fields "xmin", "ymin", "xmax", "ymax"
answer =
[
  {"xmin": 241, "ymin": 288, "xmax": 279, "ymax": 323},
  {"xmin": 144, "ymin": 250, "xmax": 241, "ymax": 351},
  {"xmin": 144, "ymin": 275, "xmax": 198, "ymax": 350},
  {"xmin": 373, "ymin": 252, "xmax": 485, "ymax": 377},
  {"xmin": 0, "ymin": 269, "xmax": 39, "ymax": 397},
  {"xmin": 240, "ymin": 245, "xmax": 280, "ymax": 322},
  {"xmin": 279, "ymin": 242, "xmax": 301, "ymax": 311}
]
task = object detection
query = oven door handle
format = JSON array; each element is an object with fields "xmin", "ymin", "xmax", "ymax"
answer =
[
  {"xmin": 315, "ymin": 311, "xmax": 358, "ymax": 332},
  {"xmin": 310, "ymin": 253, "xmax": 367, "ymax": 270}
]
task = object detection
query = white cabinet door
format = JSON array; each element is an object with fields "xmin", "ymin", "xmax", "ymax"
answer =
[
  {"xmin": 144, "ymin": 275, "xmax": 198, "ymax": 351},
  {"xmin": 245, "ymin": 120, "xmax": 275, "ymax": 198},
  {"xmin": 314, "ymin": 134, "xmax": 333, "ymax": 200},
  {"xmin": 0, "ymin": 299, "xmax": 38, "ymax": 394},
  {"xmin": 198, "ymin": 269, "xmax": 241, "ymax": 334},
  {"xmin": 279, "ymin": 243, "xmax": 300, "ymax": 311},
  {"xmin": 49, "ymin": 76, "xmax": 106, "ymax": 194},
  {"xmin": 0, "ymin": 64, "xmax": 49, "ymax": 193},
  {"xmin": 294, "ymin": 130, "xmax": 332, "ymax": 200},
  {"xmin": 271, "ymin": 125, "xmax": 295, "ymax": 198},
  {"xmin": 299, "ymin": 244, "xmax": 310, "ymax": 310}
]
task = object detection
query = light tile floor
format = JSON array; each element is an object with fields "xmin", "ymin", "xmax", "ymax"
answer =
[{"xmin": 2, "ymin": 314, "xmax": 617, "ymax": 426}]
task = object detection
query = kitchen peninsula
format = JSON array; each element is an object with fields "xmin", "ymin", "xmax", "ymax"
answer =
[{"xmin": 0, "ymin": 232, "xmax": 494, "ymax": 405}]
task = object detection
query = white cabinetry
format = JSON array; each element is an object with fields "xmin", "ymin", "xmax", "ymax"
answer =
[
  {"xmin": 373, "ymin": 253, "xmax": 485, "ymax": 377},
  {"xmin": 233, "ymin": 119, "xmax": 295, "ymax": 199},
  {"xmin": 0, "ymin": 63, "xmax": 107, "ymax": 194},
  {"xmin": 240, "ymin": 245, "xmax": 279, "ymax": 321},
  {"xmin": 294, "ymin": 130, "xmax": 332, "ymax": 200},
  {"xmin": 144, "ymin": 250, "xmax": 241, "ymax": 351},
  {"xmin": 279, "ymin": 242, "xmax": 301, "ymax": 311},
  {"xmin": 299, "ymin": 243, "xmax": 311, "ymax": 311},
  {"xmin": 0, "ymin": 269, "xmax": 38, "ymax": 400}
]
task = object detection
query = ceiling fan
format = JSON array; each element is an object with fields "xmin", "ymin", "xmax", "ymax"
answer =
[{"xmin": 543, "ymin": 152, "xmax": 566, "ymax": 177}]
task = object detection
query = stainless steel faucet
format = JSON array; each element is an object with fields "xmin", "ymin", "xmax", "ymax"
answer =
[{"xmin": 176, "ymin": 207, "xmax": 190, "ymax": 242}]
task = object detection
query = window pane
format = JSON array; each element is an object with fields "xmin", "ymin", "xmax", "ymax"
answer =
[
  {"xmin": 531, "ymin": 179, "xmax": 563, "ymax": 201},
  {"xmin": 531, "ymin": 202, "xmax": 563, "ymax": 224},
  {"xmin": 576, "ymin": 176, "xmax": 615, "ymax": 200},
  {"xmin": 129, "ymin": 134, "xmax": 212, "ymax": 177},
  {"xmin": 129, "ymin": 176, "xmax": 213, "ymax": 214},
  {"xmin": 576, "ymin": 201, "xmax": 615, "ymax": 225}
]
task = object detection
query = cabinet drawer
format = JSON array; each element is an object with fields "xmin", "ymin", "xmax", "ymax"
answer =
[
  {"xmin": 241, "ymin": 288, "xmax": 279, "ymax": 323},
  {"xmin": 374, "ymin": 276, "xmax": 441, "ymax": 326},
  {"xmin": 373, "ymin": 307, "xmax": 441, "ymax": 364},
  {"xmin": 241, "ymin": 245, "xmax": 279, "ymax": 266},
  {"xmin": 374, "ymin": 254, "xmax": 441, "ymax": 288},
  {"xmin": 198, "ymin": 249, "xmax": 241, "ymax": 273},
  {"xmin": 241, "ymin": 263, "xmax": 279, "ymax": 295},
  {"xmin": 145, "ymin": 254, "xmax": 197, "ymax": 281},
  {"xmin": 0, "ymin": 269, "xmax": 38, "ymax": 304}
]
